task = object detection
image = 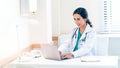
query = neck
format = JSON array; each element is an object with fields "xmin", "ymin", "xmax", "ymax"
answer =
[{"xmin": 79, "ymin": 24, "xmax": 86, "ymax": 34}]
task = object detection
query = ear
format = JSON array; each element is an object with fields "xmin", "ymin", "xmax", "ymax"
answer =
[{"xmin": 84, "ymin": 19, "xmax": 87, "ymax": 22}]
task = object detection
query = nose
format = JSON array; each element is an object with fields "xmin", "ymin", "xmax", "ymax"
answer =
[{"xmin": 75, "ymin": 20, "xmax": 79, "ymax": 24}]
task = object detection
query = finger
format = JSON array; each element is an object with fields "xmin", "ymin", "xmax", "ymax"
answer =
[{"xmin": 61, "ymin": 54, "xmax": 67, "ymax": 59}]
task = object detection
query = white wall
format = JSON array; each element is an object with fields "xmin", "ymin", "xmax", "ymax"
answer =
[
  {"xmin": 0, "ymin": 0, "xmax": 22, "ymax": 60},
  {"xmin": 0, "ymin": 0, "xmax": 53, "ymax": 60},
  {"xmin": 0, "ymin": 0, "xmax": 18, "ymax": 60},
  {"xmin": 0, "ymin": 0, "xmax": 31, "ymax": 60},
  {"xmin": 52, "ymin": 0, "xmax": 61, "ymax": 36},
  {"xmin": 17, "ymin": 21, "xmax": 30, "ymax": 50},
  {"xmin": 29, "ymin": 0, "xmax": 52, "ymax": 44}
]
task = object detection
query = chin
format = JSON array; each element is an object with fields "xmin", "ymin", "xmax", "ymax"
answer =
[
  {"xmin": 77, "ymin": 26, "xmax": 81, "ymax": 28},
  {"xmin": 77, "ymin": 25, "xmax": 81, "ymax": 27}
]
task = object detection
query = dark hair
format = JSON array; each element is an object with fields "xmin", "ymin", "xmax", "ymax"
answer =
[{"xmin": 73, "ymin": 7, "xmax": 93, "ymax": 27}]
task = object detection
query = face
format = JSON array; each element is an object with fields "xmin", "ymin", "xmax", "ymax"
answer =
[{"xmin": 73, "ymin": 14, "xmax": 86, "ymax": 28}]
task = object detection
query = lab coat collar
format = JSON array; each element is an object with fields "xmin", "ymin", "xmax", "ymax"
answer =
[
  {"xmin": 76, "ymin": 24, "xmax": 93, "ymax": 35},
  {"xmin": 77, "ymin": 24, "xmax": 93, "ymax": 40},
  {"xmin": 83, "ymin": 24, "xmax": 93, "ymax": 33}
]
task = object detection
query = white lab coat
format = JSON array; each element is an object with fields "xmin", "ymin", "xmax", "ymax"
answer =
[{"xmin": 58, "ymin": 24, "xmax": 97, "ymax": 58}]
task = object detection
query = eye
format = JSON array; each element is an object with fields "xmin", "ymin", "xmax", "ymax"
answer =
[
  {"xmin": 77, "ymin": 18, "xmax": 80, "ymax": 21},
  {"xmin": 74, "ymin": 18, "xmax": 76, "ymax": 21}
]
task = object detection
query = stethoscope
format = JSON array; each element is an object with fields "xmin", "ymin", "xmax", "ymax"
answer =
[
  {"xmin": 72, "ymin": 28, "xmax": 78, "ymax": 39},
  {"xmin": 71, "ymin": 28, "xmax": 88, "ymax": 50},
  {"xmin": 72, "ymin": 28, "xmax": 87, "ymax": 42}
]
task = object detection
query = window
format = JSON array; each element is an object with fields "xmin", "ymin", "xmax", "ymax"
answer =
[
  {"xmin": 20, "ymin": 0, "xmax": 37, "ymax": 16},
  {"xmin": 103, "ymin": 0, "xmax": 120, "ymax": 33},
  {"xmin": 29, "ymin": 0, "xmax": 37, "ymax": 14}
]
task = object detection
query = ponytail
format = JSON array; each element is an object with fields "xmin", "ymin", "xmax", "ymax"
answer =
[{"xmin": 86, "ymin": 19, "xmax": 93, "ymax": 27}]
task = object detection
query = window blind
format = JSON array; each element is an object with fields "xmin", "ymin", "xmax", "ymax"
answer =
[{"xmin": 103, "ymin": 0, "xmax": 120, "ymax": 33}]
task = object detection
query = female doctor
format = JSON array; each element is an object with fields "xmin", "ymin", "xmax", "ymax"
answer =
[{"xmin": 58, "ymin": 7, "xmax": 96, "ymax": 59}]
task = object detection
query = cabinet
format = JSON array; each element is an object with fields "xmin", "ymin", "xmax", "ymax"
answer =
[
  {"xmin": 97, "ymin": 34, "xmax": 120, "ymax": 57},
  {"xmin": 96, "ymin": 36, "xmax": 109, "ymax": 56}
]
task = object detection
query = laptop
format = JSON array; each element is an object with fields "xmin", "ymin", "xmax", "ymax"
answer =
[{"xmin": 40, "ymin": 44, "xmax": 62, "ymax": 61}]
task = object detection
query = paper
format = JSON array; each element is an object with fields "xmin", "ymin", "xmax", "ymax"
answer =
[{"xmin": 80, "ymin": 56, "xmax": 100, "ymax": 62}]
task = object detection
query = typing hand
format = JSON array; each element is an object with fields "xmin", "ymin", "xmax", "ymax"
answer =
[{"xmin": 61, "ymin": 53, "xmax": 74, "ymax": 59}]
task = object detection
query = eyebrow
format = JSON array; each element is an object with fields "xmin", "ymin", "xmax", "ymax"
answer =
[{"xmin": 74, "ymin": 18, "xmax": 80, "ymax": 20}]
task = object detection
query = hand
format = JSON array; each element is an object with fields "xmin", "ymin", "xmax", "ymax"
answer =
[{"xmin": 61, "ymin": 53, "xmax": 74, "ymax": 59}]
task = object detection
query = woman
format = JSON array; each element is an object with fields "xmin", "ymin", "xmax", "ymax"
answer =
[{"xmin": 58, "ymin": 7, "xmax": 96, "ymax": 59}]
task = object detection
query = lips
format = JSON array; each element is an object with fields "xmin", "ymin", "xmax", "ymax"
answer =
[{"xmin": 77, "ymin": 24, "xmax": 80, "ymax": 26}]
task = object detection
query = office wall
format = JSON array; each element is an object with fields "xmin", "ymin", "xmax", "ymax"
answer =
[
  {"xmin": 52, "ymin": 0, "xmax": 102, "ymax": 35},
  {"xmin": 0, "ymin": 0, "xmax": 30, "ymax": 60},
  {"xmin": 0, "ymin": 0, "xmax": 52, "ymax": 61},
  {"xmin": 29, "ymin": 0, "xmax": 52, "ymax": 44},
  {"xmin": 0, "ymin": 0, "xmax": 17, "ymax": 60},
  {"xmin": 51, "ymin": 0, "xmax": 60, "ymax": 36},
  {"xmin": 0, "ymin": 0, "xmax": 35, "ymax": 61},
  {"xmin": 20, "ymin": 0, "xmax": 52, "ymax": 44}
]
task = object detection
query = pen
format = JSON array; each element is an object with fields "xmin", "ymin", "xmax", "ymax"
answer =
[{"xmin": 81, "ymin": 60, "xmax": 100, "ymax": 62}]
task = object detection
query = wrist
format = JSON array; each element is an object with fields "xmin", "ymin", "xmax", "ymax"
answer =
[
  {"xmin": 68, "ymin": 53, "xmax": 74, "ymax": 58},
  {"xmin": 71, "ymin": 53, "xmax": 74, "ymax": 58}
]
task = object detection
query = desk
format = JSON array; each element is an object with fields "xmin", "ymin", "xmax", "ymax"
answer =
[{"xmin": 10, "ymin": 56, "xmax": 118, "ymax": 68}]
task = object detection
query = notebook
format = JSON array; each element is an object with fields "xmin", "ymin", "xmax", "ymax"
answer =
[{"xmin": 40, "ymin": 44, "xmax": 62, "ymax": 61}]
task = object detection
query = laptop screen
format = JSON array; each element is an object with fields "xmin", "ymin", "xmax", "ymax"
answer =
[{"xmin": 40, "ymin": 44, "xmax": 61, "ymax": 61}]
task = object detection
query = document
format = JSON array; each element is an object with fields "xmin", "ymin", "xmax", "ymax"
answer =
[{"xmin": 80, "ymin": 56, "xmax": 100, "ymax": 62}]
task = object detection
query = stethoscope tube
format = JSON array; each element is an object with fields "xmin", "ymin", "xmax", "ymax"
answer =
[
  {"xmin": 72, "ymin": 28, "xmax": 78, "ymax": 39},
  {"xmin": 72, "ymin": 28, "xmax": 88, "ymax": 42}
]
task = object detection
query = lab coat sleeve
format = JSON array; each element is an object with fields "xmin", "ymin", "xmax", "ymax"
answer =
[
  {"xmin": 58, "ymin": 40, "xmax": 71, "ymax": 53},
  {"xmin": 72, "ymin": 30, "xmax": 96, "ymax": 58},
  {"xmin": 58, "ymin": 33, "xmax": 72, "ymax": 53},
  {"xmin": 58, "ymin": 28, "xmax": 77, "ymax": 53}
]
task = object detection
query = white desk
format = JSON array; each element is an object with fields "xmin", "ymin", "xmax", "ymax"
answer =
[{"xmin": 10, "ymin": 56, "xmax": 118, "ymax": 68}]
